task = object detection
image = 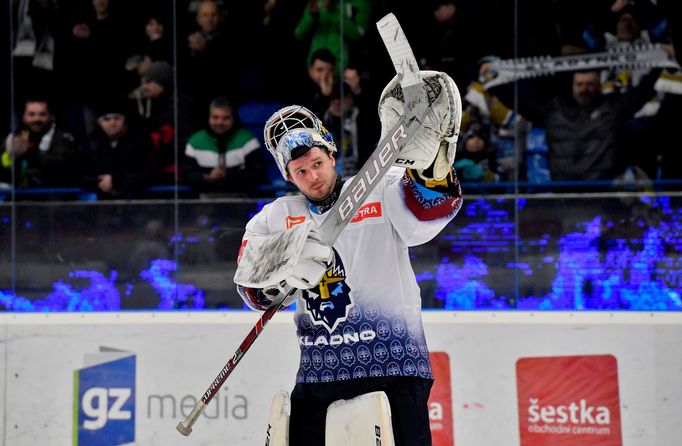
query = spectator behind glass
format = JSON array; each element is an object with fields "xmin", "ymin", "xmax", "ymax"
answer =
[
  {"xmin": 125, "ymin": 12, "xmax": 173, "ymax": 88},
  {"xmin": 11, "ymin": 0, "xmax": 58, "ymax": 114},
  {"xmin": 587, "ymin": 3, "xmax": 676, "ymax": 181},
  {"xmin": 454, "ymin": 121, "xmax": 499, "ymax": 182},
  {"xmin": 0, "ymin": 99, "xmax": 78, "ymax": 190},
  {"xmin": 180, "ymin": 0, "xmax": 237, "ymax": 111},
  {"xmin": 343, "ymin": 61, "xmax": 379, "ymax": 166},
  {"xmin": 420, "ymin": 0, "xmax": 474, "ymax": 88},
  {"xmin": 583, "ymin": 1, "xmax": 669, "ymax": 54},
  {"xmin": 581, "ymin": 3, "xmax": 670, "ymax": 100},
  {"xmin": 294, "ymin": 0, "xmax": 371, "ymax": 76},
  {"xmin": 463, "ymin": 58, "xmax": 529, "ymax": 182},
  {"xmin": 182, "ymin": 97, "xmax": 267, "ymax": 196},
  {"xmin": 81, "ymin": 102, "xmax": 152, "ymax": 199},
  {"xmin": 60, "ymin": 0, "xmax": 132, "ymax": 149},
  {"xmin": 322, "ymin": 81, "xmax": 373, "ymax": 178},
  {"xmin": 302, "ymin": 48, "xmax": 336, "ymax": 118},
  {"xmin": 511, "ymin": 67, "xmax": 664, "ymax": 187},
  {"xmin": 131, "ymin": 60, "xmax": 196, "ymax": 185},
  {"xmin": 253, "ymin": 0, "xmax": 310, "ymax": 102}
]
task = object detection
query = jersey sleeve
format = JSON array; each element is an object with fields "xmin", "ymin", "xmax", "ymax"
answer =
[{"xmin": 383, "ymin": 166, "xmax": 463, "ymax": 246}]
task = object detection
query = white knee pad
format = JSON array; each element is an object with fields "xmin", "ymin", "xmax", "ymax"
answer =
[
  {"xmin": 325, "ymin": 391, "xmax": 396, "ymax": 446},
  {"xmin": 265, "ymin": 390, "xmax": 290, "ymax": 446}
]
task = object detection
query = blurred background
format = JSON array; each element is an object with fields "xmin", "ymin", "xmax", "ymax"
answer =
[{"xmin": 1, "ymin": 0, "xmax": 682, "ymax": 312}]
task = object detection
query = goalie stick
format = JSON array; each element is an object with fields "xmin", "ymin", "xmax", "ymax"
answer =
[
  {"xmin": 484, "ymin": 43, "xmax": 680, "ymax": 89},
  {"xmin": 176, "ymin": 12, "xmax": 428, "ymax": 437},
  {"xmin": 317, "ymin": 12, "xmax": 427, "ymax": 245}
]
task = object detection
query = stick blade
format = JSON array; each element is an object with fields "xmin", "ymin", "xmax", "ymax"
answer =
[
  {"xmin": 376, "ymin": 13, "xmax": 421, "ymax": 89},
  {"xmin": 376, "ymin": 13, "xmax": 426, "ymax": 117}
]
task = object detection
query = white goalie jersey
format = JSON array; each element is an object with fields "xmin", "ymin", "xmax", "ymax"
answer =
[{"xmin": 238, "ymin": 167, "xmax": 462, "ymax": 383}]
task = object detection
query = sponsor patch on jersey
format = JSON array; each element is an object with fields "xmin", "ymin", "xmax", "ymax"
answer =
[
  {"xmin": 286, "ymin": 215, "xmax": 306, "ymax": 229},
  {"xmin": 302, "ymin": 249, "xmax": 353, "ymax": 332},
  {"xmin": 350, "ymin": 202, "xmax": 382, "ymax": 223}
]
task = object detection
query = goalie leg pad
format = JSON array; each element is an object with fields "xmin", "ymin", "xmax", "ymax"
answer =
[
  {"xmin": 265, "ymin": 390, "xmax": 291, "ymax": 446},
  {"xmin": 325, "ymin": 391, "xmax": 395, "ymax": 446}
]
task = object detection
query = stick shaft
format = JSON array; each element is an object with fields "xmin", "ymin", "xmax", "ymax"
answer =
[{"xmin": 176, "ymin": 298, "xmax": 285, "ymax": 435}]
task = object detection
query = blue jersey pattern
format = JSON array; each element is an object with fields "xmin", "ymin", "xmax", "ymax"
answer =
[{"xmin": 294, "ymin": 302, "xmax": 432, "ymax": 383}]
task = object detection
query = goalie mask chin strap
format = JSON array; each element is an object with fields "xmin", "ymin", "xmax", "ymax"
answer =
[{"xmin": 308, "ymin": 174, "xmax": 344, "ymax": 215}]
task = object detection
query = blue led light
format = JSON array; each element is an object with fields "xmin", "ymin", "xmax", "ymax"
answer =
[
  {"xmin": 2, "ymin": 197, "xmax": 682, "ymax": 312},
  {"xmin": 140, "ymin": 259, "xmax": 205, "ymax": 310}
]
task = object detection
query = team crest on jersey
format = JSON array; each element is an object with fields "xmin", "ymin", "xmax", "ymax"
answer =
[{"xmin": 302, "ymin": 249, "xmax": 353, "ymax": 333}]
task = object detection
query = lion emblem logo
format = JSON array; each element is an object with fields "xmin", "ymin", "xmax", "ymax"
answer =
[{"xmin": 302, "ymin": 249, "xmax": 353, "ymax": 332}]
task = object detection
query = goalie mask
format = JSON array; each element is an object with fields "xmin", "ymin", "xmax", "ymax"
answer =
[
  {"xmin": 275, "ymin": 127, "xmax": 336, "ymax": 177},
  {"xmin": 378, "ymin": 70, "xmax": 462, "ymax": 181},
  {"xmin": 264, "ymin": 105, "xmax": 337, "ymax": 179}
]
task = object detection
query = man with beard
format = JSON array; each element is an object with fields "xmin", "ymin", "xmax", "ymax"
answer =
[
  {"xmin": 234, "ymin": 70, "xmax": 463, "ymax": 445},
  {"xmin": 182, "ymin": 97, "xmax": 266, "ymax": 196},
  {"xmin": 539, "ymin": 68, "xmax": 661, "ymax": 182},
  {"xmin": 1, "ymin": 99, "xmax": 78, "ymax": 190}
]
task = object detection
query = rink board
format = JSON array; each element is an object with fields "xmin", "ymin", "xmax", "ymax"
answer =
[{"xmin": 0, "ymin": 311, "xmax": 681, "ymax": 446}]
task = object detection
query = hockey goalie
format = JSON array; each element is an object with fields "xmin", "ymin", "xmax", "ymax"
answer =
[{"xmin": 234, "ymin": 69, "xmax": 463, "ymax": 446}]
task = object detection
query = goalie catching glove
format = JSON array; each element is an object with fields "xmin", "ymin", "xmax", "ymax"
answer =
[
  {"xmin": 378, "ymin": 70, "xmax": 462, "ymax": 181},
  {"xmin": 235, "ymin": 221, "xmax": 333, "ymax": 310}
]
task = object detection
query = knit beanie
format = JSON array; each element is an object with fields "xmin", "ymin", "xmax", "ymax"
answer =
[{"xmin": 143, "ymin": 61, "xmax": 174, "ymax": 89}]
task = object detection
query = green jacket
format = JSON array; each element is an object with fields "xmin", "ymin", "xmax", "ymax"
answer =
[
  {"xmin": 182, "ymin": 127, "xmax": 266, "ymax": 193},
  {"xmin": 184, "ymin": 128, "xmax": 260, "ymax": 170},
  {"xmin": 295, "ymin": 0, "xmax": 371, "ymax": 71}
]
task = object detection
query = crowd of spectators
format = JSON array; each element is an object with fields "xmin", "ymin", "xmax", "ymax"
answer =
[{"xmin": 2, "ymin": 0, "xmax": 681, "ymax": 200}]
